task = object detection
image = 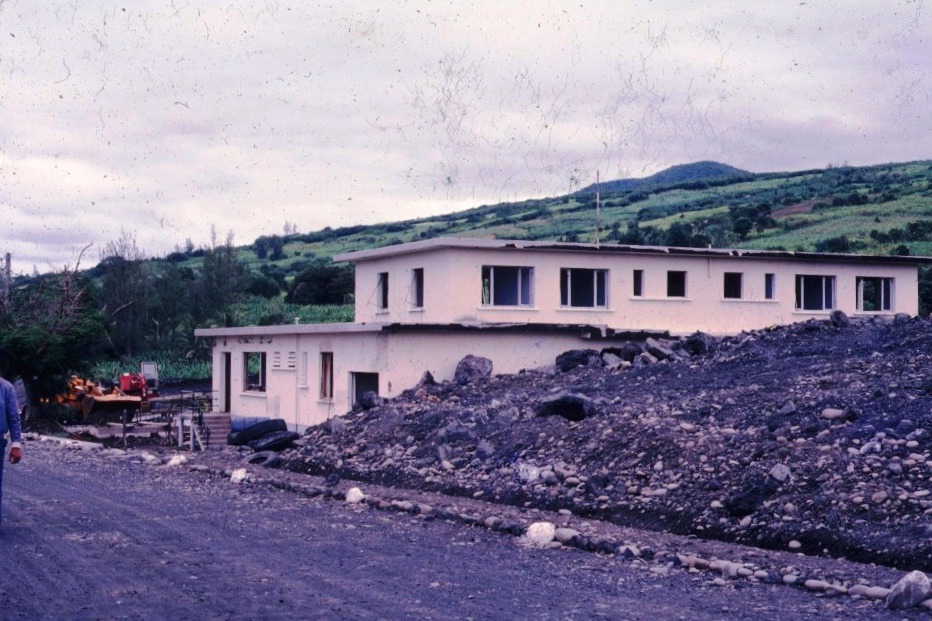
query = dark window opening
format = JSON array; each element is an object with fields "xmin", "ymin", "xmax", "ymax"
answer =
[
  {"xmin": 411, "ymin": 268, "xmax": 424, "ymax": 308},
  {"xmin": 560, "ymin": 268, "xmax": 608, "ymax": 308},
  {"xmin": 795, "ymin": 275, "xmax": 835, "ymax": 310},
  {"xmin": 666, "ymin": 271, "xmax": 687, "ymax": 298},
  {"xmin": 377, "ymin": 272, "xmax": 389, "ymax": 310},
  {"xmin": 765, "ymin": 273, "xmax": 775, "ymax": 300},
  {"xmin": 351, "ymin": 372, "xmax": 379, "ymax": 407},
  {"xmin": 481, "ymin": 266, "xmax": 533, "ymax": 306},
  {"xmin": 632, "ymin": 270, "xmax": 643, "ymax": 297},
  {"xmin": 723, "ymin": 272, "xmax": 743, "ymax": 299}
]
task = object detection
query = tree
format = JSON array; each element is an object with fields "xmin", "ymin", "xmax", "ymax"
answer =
[
  {"xmin": 286, "ymin": 263, "xmax": 353, "ymax": 305},
  {"xmin": 0, "ymin": 248, "xmax": 106, "ymax": 419},
  {"xmin": 196, "ymin": 229, "xmax": 248, "ymax": 325},
  {"xmin": 97, "ymin": 230, "xmax": 149, "ymax": 357}
]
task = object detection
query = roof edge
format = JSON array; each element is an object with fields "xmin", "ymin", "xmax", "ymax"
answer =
[{"xmin": 333, "ymin": 236, "xmax": 932, "ymax": 266}]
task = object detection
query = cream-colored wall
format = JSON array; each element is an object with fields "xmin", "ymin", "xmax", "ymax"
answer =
[
  {"xmin": 351, "ymin": 248, "xmax": 918, "ymax": 334},
  {"xmin": 207, "ymin": 327, "xmax": 589, "ymax": 430}
]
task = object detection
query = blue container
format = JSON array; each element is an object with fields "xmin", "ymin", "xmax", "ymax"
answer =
[{"xmin": 230, "ymin": 416, "xmax": 269, "ymax": 432}]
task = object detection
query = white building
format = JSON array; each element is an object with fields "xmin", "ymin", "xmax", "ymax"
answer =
[{"xmin": 195, "ymin": 237, "xmax": 927, "ymax": 430}]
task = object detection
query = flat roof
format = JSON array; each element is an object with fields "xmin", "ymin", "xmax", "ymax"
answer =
[
  {"xmin": 194, "ymin": 321, "xmax": 665, "ymax": 340},
  {"xmin": 333, "ymin": 236, "xmax": 932, "ymax": 266}
]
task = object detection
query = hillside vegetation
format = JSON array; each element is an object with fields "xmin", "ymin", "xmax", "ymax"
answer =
[{"xmin": 5, "ymin": 159, "xmax": 932, "ymax": 401}]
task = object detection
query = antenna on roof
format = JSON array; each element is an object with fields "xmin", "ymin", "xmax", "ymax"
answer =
[{"xmin": 595, "ymin": 170, "xmax": 601, "ymax": 248}]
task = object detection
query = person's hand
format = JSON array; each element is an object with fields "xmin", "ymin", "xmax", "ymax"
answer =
[{"xmin": 9, "ymin": 447, "xmax": 22, "ymax": 464}]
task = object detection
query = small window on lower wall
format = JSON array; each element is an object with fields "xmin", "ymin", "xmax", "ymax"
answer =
[
  {"xmin": 795, "ymin": 275, "xmax": 835, "ymax": 310},
  {"xmin": 244, "ymin": 352, "xmax": 266, "ymax": 392},
  {"xmin": 765, "ymin": 273, "xmax": 776, "ymax": 300},
  {"xmin": 857, "ymin": 277, "xmax": 893, "ymax": 311},
  {"xmin": 723, "ymin": 272, "xmax": 743, "ymax": 299},
  {"xmin": 666, "ymin": 271, "xmax": 687, "ymax": 298},
  {"xmin": 632, "ymin": 270, "xmax": 644, "ymax": 297}
]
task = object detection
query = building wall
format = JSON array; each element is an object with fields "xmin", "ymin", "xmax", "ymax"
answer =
[
  {"xmin": 352, "ymin": 247, "xmax": 918, "ymax": 334},
  {"xmin": 206, "ymin": 327, "xmax": 589, "ymax": 430}
]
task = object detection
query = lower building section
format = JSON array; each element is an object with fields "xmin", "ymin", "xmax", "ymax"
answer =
[{"xmin": 197, "ymin": 323, "xmax": 622, "ymax": 431}]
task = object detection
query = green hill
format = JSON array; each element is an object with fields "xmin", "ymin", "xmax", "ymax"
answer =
[{"xmin": 226, "ymin": 159, "xmax": 932, "ymax": 271}]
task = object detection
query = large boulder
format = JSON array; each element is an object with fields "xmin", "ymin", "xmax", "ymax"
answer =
[
  {"xmin": 454, "ymin": 355, "xmax": 493, "ymax": 385},
  {"xmin": 536, "ymin": 392, "xmax": 597, "ymax": 422},
  {"xmin": 886, "ymin": 570, "xmax": 931, "ymax": 610},
  {"xmin": 555, "ymin": 349, "xmax": 601, "ymax": 372}
]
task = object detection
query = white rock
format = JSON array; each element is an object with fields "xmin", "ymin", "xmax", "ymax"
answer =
[
  {"xmin": 345, "ymin": 487, "xmax": 366, "ymax": 504},
  {"xmin": 821, "ymin": 408, "xmax": 845, "ymax": 420},
  {"xmin": 230, "ymin": 468, "xmax": 249, "ymax": 483},
  {"xmin": 553, "ymin": 527, "xmax": 580, "ymax": 545},
  {"xmin": 165, "ymin": 455, "xmax": 188, "ymax": 468},
  {"xmin": 804, "ymin": 579, "xmax": 829, "ymax": 592},
  {"xmin": 787, "ymin": 540, "xmax": 802, "ymax": 550},
  {"xmin": 524, "ymin": 521, "xmax": 556, "ymax": 547},
  {"xmin": 139, "ymin": 452, "xmax": 161, "ymax": 465},
  {"xmin": 849, "ymin": 584, "xmax": 890, "ymax": 599},
  {"xmin": 886, "ymin": 570, "xmax": 931, "ymax": 610},
  {"xmin": 769, "ymin": 463, "xmax": 791, "ymax": 482}
]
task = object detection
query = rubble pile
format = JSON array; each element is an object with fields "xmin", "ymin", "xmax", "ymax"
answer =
[{"xmin": 283, "ymin": 312, "xmax": 932, "ymax": 570}]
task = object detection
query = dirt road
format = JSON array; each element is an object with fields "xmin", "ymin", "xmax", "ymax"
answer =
[{"xmin": 0, "ymin": 440, "xmax": 921, "ymax": 620}]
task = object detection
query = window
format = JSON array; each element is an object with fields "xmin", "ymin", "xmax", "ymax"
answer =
[
  {"xmin": 351, "ymin": 372, "xmax": 379, "ymax": 407},
  {"xmin": 666, "ymin": 271, "xmax": 687, "ymax": 298},
  {"xmin": 765, "ymin": 273, "xmax": 776, "ymax": 300},
  {"xmin": 243, "ymin": 352, "xmax": 266, "ymax": 392},
  {"xmin": 632, "ymin": 270, "xmax": 644, "ymax": 297},
  {"xmin": 560, "ymin": 268, "xmax": 608, "ymax": 308},
  {"xmin": 481, "ymin": 266, "xmax": 533, "ymax": 306},
  {"xmin": 411, "ymin": 268, "xmax": 424, "ymax": 309},
  {"xmin": 857, "ymin": 277, "xmax": 893, "ymax": 311},
  {"xmin": 795, "ymin": 275, "xmax": 835, "ymax": 310},
  {"xmin": 377, "ymin": 272, "xmax": 389, "ymax": 310},
  {"xmin": 723, "ymin": 273, "xmax": 743, "ymax": 299},
  {"xmin": 319, "ymin": 352, "xmax": 333, "ymax": 400}
]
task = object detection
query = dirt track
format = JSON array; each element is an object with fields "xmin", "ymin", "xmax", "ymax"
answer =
[{"xmin": 0, "ymin": 439, "xmax": 925, "ymax": 620}]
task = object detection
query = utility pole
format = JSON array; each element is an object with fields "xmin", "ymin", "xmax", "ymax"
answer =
[{"xmin": 594, "ymin": 170, "xmax": 601, "ymax": 247}]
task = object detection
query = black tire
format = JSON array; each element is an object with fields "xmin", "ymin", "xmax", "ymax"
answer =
[
  {"xmin": 247, "ymin": 430, "xmax": 299, "ymax": 452},
  {"xmin": 228, "ymin": 418, "xmax": 288, "ymax": 446},
  {"xmin": 242, "ymin": 451, "xmax": 282, "ymax": 468}
]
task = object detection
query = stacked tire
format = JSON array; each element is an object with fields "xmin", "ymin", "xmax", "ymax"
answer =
[{"xmin": 227, "ymin": 418, "xmax": 299, "ymax": 452}]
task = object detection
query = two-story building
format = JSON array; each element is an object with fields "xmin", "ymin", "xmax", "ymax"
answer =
[{"xmin": 194, "ymin": 237, "xmax": 927, "ymax": 430}]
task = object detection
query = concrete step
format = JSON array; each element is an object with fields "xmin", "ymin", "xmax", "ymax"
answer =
[{"xmin": 200, "ymin": 414, "xmax": 231, "ymax": 449}]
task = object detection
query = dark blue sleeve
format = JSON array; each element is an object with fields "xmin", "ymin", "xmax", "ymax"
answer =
[{"xmin": 3, "ymin": 381, "xmax": 21, "ymax": 443}]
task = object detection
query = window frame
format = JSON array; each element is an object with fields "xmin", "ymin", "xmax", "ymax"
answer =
[
  {"xmin": 666, "ymin": 270, "xmax": 687, "ymax": 298},
  {"xmin": 411, "ymin": 268, "xmax": 424, "ymax": 309},
  {"xmin": 765, "ymin": 273, "xmax": 776, "ymax": 300},
  {"xmin": 243, "ymin": 351, "xmax": 267, "ymax": 393},
  {"xmin": 632, "ymin": 269, "xmax": 644, "ymax": 297},
  {"xmin": 376, "ymin": 272, "xmax": 389, "ymax": 311},
  {"xmin": 560, "ymin": 268, "xmax": 608, "ymax": 308},
  {"xmin": 723, "ymin": 272, "xmax": 743, "ymax": 299},
  {"xmin": 319, "ymin": 352, "xmax": 334, "ymax": 400},
  {"xmin": 856, "ymin": 276, "xmax": 894, "ymax": 312},
  {"xmin": 795, "ymin": 274, "xmax": 836, "ymax": 311},
  {"xmin": 481, "ymin": 265, "xmax": 534, "ymax": 307}
]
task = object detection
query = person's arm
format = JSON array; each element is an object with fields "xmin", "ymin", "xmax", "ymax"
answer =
[{"xmin": 5, "ymin": 383, "xmax": 22, "ymax": 462}]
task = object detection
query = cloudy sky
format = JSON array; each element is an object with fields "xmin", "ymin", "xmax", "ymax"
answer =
[{"xmin": 1, "ymin": 1, "xmax": 930, "ymax": 274}]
